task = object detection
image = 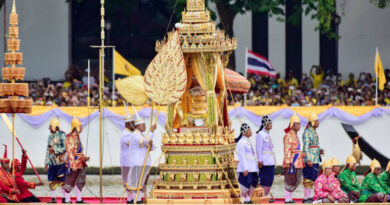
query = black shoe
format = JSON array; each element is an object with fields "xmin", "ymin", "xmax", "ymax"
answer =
[
  {"xmin": 136, "ymin": 201, "xmax": 144, "ymax": 204},
  {"xmin": 269, "ymin": 199, "xmax": 275, "ymax": 203},
  {"xmin": 243, "ymin": 201, "xmax": 254, "ymax": 204},
  {"xmin": 284, "ymin": 200, "xmax": 295, "ymax": 204},
  {"xmin": 47, "ymin": 198, "xmax": 57, "ymax": 203},
  {"xmin": 127, "ymin": 200, "xmax": 134, "ymax": 204},
  {"xmin": 303, "ymin": 198, "xmax": 313, "ymax": 203},
  {"xmin": 62, "ymin": 198, "xmax": 66, "ymax": 203},
  {"xmin": 76, "ymin": 200, "xmax": 88, "ymax": 204}
]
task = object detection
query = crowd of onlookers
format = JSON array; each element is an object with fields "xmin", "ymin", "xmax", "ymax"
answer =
[
  {"xmin": 29, "ymin": 65, "xmax": 125, "ymax": 107},
  {"xmin": 29, "ymin": 65, "xmax": 390, "ymax": 107},
  {"xmin": 231, "ymin": 65, "xmax": 390, "ymax": 106}
]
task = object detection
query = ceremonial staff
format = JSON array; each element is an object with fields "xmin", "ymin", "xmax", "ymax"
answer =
[{"xmin": 89, "ymin": 0, "xmax": 114, "ymax": 202}]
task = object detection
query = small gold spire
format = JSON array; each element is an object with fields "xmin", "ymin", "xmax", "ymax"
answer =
[{"xmin": 12, "ymin": 0, "xmax": 16, "ymax": 13}]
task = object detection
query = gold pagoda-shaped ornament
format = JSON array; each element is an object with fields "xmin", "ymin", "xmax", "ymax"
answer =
[
  {"xmin": 0, "ymin": 0, "xmax": 32, "ymax": 113},
  {"xmin": 146, "ymin": 0, "xmax": 258, "ymax": 204}
]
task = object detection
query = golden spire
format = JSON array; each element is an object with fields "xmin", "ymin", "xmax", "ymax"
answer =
[
  {"xmin": 10, "ymin": 0, "xmax": 18, "ymax": 26},
  {"xmin": 12, "ymin": 0, "xmax": 16, "ymax": 13}
]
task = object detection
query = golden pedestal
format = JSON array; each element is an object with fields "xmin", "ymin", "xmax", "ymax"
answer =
[{"xmin": 148, "ymin": 131, "xmax": 241, "ymax": 204}]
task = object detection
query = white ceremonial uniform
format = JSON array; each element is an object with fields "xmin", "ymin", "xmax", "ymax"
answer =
[
  {"xmin": 256, "ymin": 130, "xmax": 276, "ymax": 166},
  {"xmin": 120, "ymin": 128, "xmax": 133, "ymax": 184},
  {"xmin": 120, "ymin": 129, "xmax": 133, "ymax": 167},
  {"xmin": 129, "ymin": 130, "xmax": 155, "ymax": 167},
  {"xmin": 127, "ymin": 129, "xmax": 156, "ymax": 199},
  {"xmin": 236, "ymin": 137, "xmax": 259, "ymax": 173}
]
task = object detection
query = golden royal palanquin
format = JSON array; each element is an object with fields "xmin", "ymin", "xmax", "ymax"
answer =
[{"xmin": 147, "ymin": 0, "xmax": 265, "ymax": 204}]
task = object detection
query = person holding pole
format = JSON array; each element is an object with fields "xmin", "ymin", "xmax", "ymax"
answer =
[
  {"xmin": 44, "ymin": 118, "xmax": 67, "ymax": 203},
  {"xmin": 0, "ymin": 145, "xmax": 20, "ymax": 202},
  {"xmin": 126, "ymin": 111, "xmax": 156, "ymax": 204},
  {"xmin": 11, "ymin": 149, "xmax": 43, "ymax": 202}
]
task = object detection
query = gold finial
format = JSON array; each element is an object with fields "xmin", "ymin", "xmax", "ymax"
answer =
[
  {"xmin": 12, "ymin": 0, "xmax": 16, "ymax": 13},
  {"xmin": 9, "ymin": 0, "xmax": 18, "ymax": 26}
]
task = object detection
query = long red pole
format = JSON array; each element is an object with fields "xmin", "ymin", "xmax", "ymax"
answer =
[
  {"xmin": 14, "ymin": 137, "xmax": 43, "ymax": 183},
  {"xmin": 1, "ymin": 114, "xmax": 43, "ymax": 183}
]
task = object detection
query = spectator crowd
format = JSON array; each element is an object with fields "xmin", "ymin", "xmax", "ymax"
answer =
[
  {"xmin": 233, "ymin": 65, "xmax": 390, "ymax": 106},
  {"xmin": 29, "ymin": 65, "xmax": 390, "ymax": 107},
  {"xmin": 29, "ymin": 65, "xmax": 125, "ymax": 107}
]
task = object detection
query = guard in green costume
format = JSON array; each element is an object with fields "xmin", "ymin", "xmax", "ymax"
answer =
[
  {"xmin": 339, "ymin": 155, "xmax": 360, "ymax": 202},
  {"xmin": 359, "ymin": 159, "xmax": 388, "ymax": 203},
  {"xmin": 378, "ymin": 161, "xmax": 390, "ymax": 202}
]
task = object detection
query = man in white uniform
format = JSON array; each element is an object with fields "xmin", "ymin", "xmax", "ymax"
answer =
[
  {"xmin": 236, "ymin": 123, "xmax": 259, "ymax": 204},
  {"xmin": 120, "ymin": 104, "xmax": 135, "ymax": 203},
  {"xmin": 256, "ymin": 115, "xmax": 275, "ymax": 199},
  {"xmin": 126, "ymin": 114, "xmax": 156, "ymax": 204}
]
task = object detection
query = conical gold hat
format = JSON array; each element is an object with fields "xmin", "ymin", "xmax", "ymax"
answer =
[
  {"xmin": 322, "ymin": 158, "xmax": 332, "ymax": 171},
  {"xmin": 370, "ymin": 159, "xmax": 381, "ymax": 173},
  {"xmin": 346, "ymin": 155, "xmax": 357, "ymax": 165},
  {"xmin": 50, "ymin": 117, "xmax": 60, "ymax": 130},
  {"xmin": 71, "ymin": 118, "xmax": 82, "ymax": 132},
  {"xmin": 308, "ymin": 113, "xmax": 318, "ymax": 126},
  {"xmin": 331, "ymin": 157, "xmax": 340, "ymax": 167},
  {"xmin": 289, "ymin": 114, "xmax": 300, "ymax": 128}
]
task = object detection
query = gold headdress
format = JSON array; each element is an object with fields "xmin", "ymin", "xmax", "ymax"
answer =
[
  {"xmin": 386, "ymin": 161, "xmax": 390, "ymax": 172},
  {"xmin": 322, "ymin": 158, "xmax": 332, "ymax": 171},
  {"xmin": 346, "ymin": 155, "xmax": 357, "ymax": 165},
  {"xmin": 331, "ymin": 158, "xmax": 340, "ymax": 167},
  {"xmin": 50, "ymin": 117, "xmax": 60, "ymax": 131},
  {"xmin": 308, "ymin": 113, "xmax": 318, "ymax": 127},
  {"xmin": 71, "ymin": 118, "xmax": 82, "ymax": 132},
  {"xmin": 289, "ymin": 113, "xmax": 300, "ymax": 128},
  {"xmin": 370, "ymin": 159, "xmax": 381, "ymax": 173}
]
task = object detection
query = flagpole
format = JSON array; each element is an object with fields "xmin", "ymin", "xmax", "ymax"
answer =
[
  {"xmin": 375, "ymin": 47, "xmax": 378, "ymax": 105},
  {"xmin": 112, "ymin": 47, "xmax": 115, "ymax": 107},
  {"xmin": 244, "ymin": 47, "xmax": 248, "ymax": 106}
]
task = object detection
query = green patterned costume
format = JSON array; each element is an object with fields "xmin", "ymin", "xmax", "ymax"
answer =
[
  {"xmin": 339, "ymin": 168, "xmax": 360, "ymax": 194},
  {"xmin": 359, "ymin": 172, "xmax": 387, "ymax": 202},
  {"xmin": 44, "ymin": 131, "xmax": 67, "ymax": 166},
  {"xmin": 302, "ymin": 127, "xmax": 320, "ymax": 163},
  {"xmin": 378, "ymin": 171, "xmax": 390, "ymax": 194}
]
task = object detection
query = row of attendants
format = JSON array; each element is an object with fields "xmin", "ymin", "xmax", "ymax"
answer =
[{"xmin": 235, "ymin": 113, "xmax": 390, "ymax": 204}]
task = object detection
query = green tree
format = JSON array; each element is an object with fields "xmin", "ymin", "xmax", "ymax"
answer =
[{"xmin": 370, "ymin": 0, "xmax": 390, "ymax": 8}]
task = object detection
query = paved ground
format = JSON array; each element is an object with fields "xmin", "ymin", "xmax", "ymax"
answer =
[{"xmin": 26, "ymin": 174, "xmax": 364, "ymax": 199}]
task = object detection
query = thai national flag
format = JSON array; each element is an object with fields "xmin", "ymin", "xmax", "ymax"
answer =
[{"xmin": 246, "ymin": 49, "xmax": 276, "ymax": 77}]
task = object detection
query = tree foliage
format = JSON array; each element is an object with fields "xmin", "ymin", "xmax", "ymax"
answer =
[{"xmin": 370, "ymin": 0, "xmax": 390, "ymax": 8}]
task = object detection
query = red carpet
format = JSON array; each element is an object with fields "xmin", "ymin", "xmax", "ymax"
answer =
[{"xmin": 38, "ymin": 197, "xmax": 303, "ymax": 204}]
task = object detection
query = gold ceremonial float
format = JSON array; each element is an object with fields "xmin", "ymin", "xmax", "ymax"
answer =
[
  {"xmin": 0, "ymin": 0, "xmax": 32, "ymax": 113},
  {"xmin": 116, "ymin": 0, "xmax": 262, "ymax": 203},
  {"xmin": 141, "ymin": 0, "xmax": 264, "ymax": 203}
]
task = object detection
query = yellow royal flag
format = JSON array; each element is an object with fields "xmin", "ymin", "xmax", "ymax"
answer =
[
  {"xmin": 114, "ymin": 50, "xmax": 141, "ymax": 76},
  {"xmin": 375, "ymin": 48, "xmax": 386, "ymax": 91}
]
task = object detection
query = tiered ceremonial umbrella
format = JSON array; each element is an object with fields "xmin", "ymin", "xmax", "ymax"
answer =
[{"xmin": 224, "ymin": 68, "xmax": 251, "ymax": 94}]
